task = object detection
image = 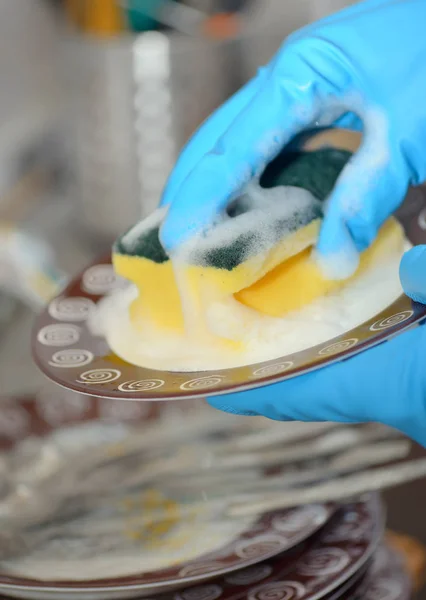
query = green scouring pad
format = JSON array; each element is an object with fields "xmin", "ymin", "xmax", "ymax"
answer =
[{"xmin": 114, "ymin": 148, "xmax": 353, "ymax": 269}]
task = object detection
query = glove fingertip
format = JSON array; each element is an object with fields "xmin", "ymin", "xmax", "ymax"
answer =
[
  {"xmin": 159, "ymin": 192, "xmax": 213, "ymax": 252},
  {"xmin": 207, "ymin": 397, "xmax": 257, "ymax": 416},
  {"xmin": 400, "ymin": 244, "xmax": 426, "ymax": 304},
  {"xmin": 315, "ymin": 218, "xmax": 360, "ymax": 281}
]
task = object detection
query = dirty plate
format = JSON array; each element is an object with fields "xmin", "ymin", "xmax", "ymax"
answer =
[
  {"xmin": 339, "ymin": 543, "xmax": 412, "ymax": 600},
  {"xmin": 0, "ymin": 394, "xmax": 334, "ymax": 600}
]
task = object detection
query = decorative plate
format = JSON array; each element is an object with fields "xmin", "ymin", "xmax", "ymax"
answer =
[
  {"xmin": 0, "ymin": 492, "xmax": 382, "ymax": 600},
  {"xmin": 148, "ymin": 494, "xmax": 383, "ymax": 600},
  {"xmin": 32, "ymin": 188, "xmax": 426, "ymax": 401},
  {"xmin": 339, "ymin": 544, "xmax": 412, "ymax": 600},
  {"xmin": 0, "ymin": 394, "xmax": 333, "ymax": 600}
]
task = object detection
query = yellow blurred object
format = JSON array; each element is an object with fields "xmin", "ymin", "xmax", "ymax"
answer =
[
  {"xmin": 236, "ymin": 218, "xmax": 404, "ymax": 317},
  {"xmin": 64, "ymin": 0, "xmax": 124, "ymax": 35},
  {"xmin": 84, "ymin": 0, "xmax": 124, "ymax": 35},
  {"xmin": 0, "ymin": 223, "xmax": 66, "ymax": 309},
  {"xmin": 386, "ymin": 530, "xmax": 426, "ymax": 591}
]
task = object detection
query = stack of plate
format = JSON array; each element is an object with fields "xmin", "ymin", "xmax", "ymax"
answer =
[{"xmin": 0, "ymin": 391, "xmax": 415, "ymax": 600}]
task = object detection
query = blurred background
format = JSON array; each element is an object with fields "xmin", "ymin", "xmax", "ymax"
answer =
[{"xmin": 1, "ymin": 2, "xmax": 426, "ymax": 591}]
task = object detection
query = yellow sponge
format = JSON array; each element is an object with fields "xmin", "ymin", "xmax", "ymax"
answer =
[
  {"xmin": 113, "ymin": 212, "xmax": 320, "ymax": 334},
  {"xmin": 114, "ymin": 215, "xmax": 404, "ymax": 335},
  {"xmin": 235, "ymin": 217, "xmax": 405, "ymax": 317}
]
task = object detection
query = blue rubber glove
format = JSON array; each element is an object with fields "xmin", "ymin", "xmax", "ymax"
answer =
[
  {"xmin": 160, "ymin": 0, "xmax": 426, "ymax": 279},
  {"xmin": 208, "ymin": 245, "xmax": 426, "ymax": 447},
  {"xmin": 157, "ymin": 0, "xmax": 426, "ymax": 445}
]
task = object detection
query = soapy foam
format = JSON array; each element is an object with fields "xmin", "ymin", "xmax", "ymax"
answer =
[
  {"xmin": 314, "ymin": 235, "xmax": 360, "ymax": 281},
  {"xmin": 337, "ymin": 107, "xmax": 390, "ymax": 219},
  {"xmin": 92, "ymin": 241, "xmax": 409, "ymax": 372},
  {"xmin": 176, "ymin": 183, "xmax": 321, "ymax": 267},
  {"xmin": 116, "ymin": 184, "xmax": 320, "ymax": 271},
  {"xmin": 119, "ymin": 206, "xmax": 167, "ymax": 254}
]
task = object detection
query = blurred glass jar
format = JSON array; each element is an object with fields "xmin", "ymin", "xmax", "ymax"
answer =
[{"xmin": 62, "ymin": 29, "xmax": 247, "ymax": 242}]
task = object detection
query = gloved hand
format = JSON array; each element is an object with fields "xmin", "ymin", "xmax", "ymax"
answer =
[
  {"xmin": 208, "ymin": 245, "xmax": 426, "ymax": 447},
  {"xmin": 158, "ymin": 0, "xmax": 426, "ymax": 444},
  {"xmin": 160, "ymin": 0, "xmax": 426, "ymax": 279}
]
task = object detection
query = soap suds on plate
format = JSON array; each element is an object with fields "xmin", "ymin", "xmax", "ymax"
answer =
[
  {"xmin": 0, "ymin": 414, "xmax": 256, "ymax": 582},
  {"xmin": 91, "ymin": 241, "xmax": 409, "ymax": 372}
]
